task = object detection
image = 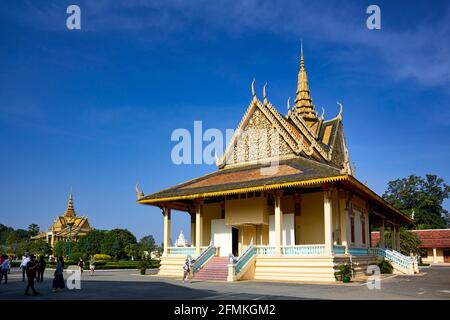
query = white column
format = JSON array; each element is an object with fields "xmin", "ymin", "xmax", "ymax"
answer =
[
  {"xmin": 195, "ymin": 200, "xmax": 203, "ymax": 253},
  {"xmin": 379, "ymin": 219, "xmax": 385, "ymax": 248},
  {"xmin": 433, "ymin": 247, "xmax": 437, "ymax": 263},
  {"xmin": 163, "ymin": 207, "xmax": 171, "ymax": 257},
  {"xmin": 274, "ymin": 191, "xmax": 283, "ymax": 255},
  {"xmin": 324, "ymin": 188, "xmax": 333, "ymax": 256}
]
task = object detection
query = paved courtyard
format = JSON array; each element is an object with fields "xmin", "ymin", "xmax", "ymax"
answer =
[{"xmin": 1, "ymin": 266, "xmax": 449, "ymax": 300}]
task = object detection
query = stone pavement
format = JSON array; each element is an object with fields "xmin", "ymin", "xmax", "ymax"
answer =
[{"xmin": 0, "ymin": 266, "xmax": 449, "ymax": 300}]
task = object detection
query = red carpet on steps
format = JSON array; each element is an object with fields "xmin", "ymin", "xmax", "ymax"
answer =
[{"xmin": 193, "ymin": 256, "xmax": 229, "ymax": 281}]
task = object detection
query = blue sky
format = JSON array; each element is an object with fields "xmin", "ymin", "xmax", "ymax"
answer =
[{"xmin": 1, "ymin": 0, "xmax": 449, "ymax": 244}]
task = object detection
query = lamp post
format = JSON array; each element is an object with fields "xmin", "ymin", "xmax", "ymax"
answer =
[{"xmin": 67, "ymin": 221, "xmax": 74, "ymax": 256}]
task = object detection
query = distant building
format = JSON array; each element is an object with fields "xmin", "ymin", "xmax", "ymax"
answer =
[
  {"xmin": 32, "ymin": 192, "xmax": 92, "ymax": 247},
  {"xmin": 371, "ymin": 229, "xmax": 450, "ymax": 263},
  {"xmin": 174, "ymin": 230, "xmax": 191, "ymax": 247}
]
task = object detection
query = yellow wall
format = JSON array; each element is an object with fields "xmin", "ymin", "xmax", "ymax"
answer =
[
  {"xmin": 225, "ymin": 196, "xmax": 269, "ymax": 225},
  {"xmin": 295, "ymin": 192, "xmax": 324, "ymax": 244},
  {"xmin": 201, "ymin": 203, "xmax": 222, "ymax": 246},
  {"xmin": 239, "ymin": 225, "xmax": 257, "ymax": 253},
  {"xmin": 422, "ymin": 248, "xmax": 446, "ymax": 263}
]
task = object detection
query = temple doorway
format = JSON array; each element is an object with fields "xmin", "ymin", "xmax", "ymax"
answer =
[{"xmin": 232, "ymin": 227, "xmax": 239, "ymax": 256}]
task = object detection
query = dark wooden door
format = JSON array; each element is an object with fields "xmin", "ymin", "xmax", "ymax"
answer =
[
  {"xmin": 232, "ymin": 227, "xmax": 239, "ymax": 257},
  {"xmin": 444, "ymin": 249, "xmax": 450, "ymax": 263}
]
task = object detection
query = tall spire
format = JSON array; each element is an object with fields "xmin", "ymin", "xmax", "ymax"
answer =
[
  {"xmin": 293, "ymin": 43, "xmax": 318, "ymax": 122},
  {"xmin": 64, "ymin": 191, "xmax": 76, "ymax": 219}
]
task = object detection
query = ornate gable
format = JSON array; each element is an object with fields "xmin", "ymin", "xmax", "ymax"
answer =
[
  {"xmin": 219, "ymin": 98, "xmax": 297, "ymax": 168},
  {"xmin": 216, "ymin": 47, "xmax": 352, "ymax": 174}
]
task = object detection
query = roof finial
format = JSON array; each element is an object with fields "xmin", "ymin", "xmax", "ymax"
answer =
[
  {"xmin": 135, "ymin": 183, "xmax": 144, "ymax": 200},
  {"xmin": 337, "ymin": 101, "xmax": 343, "ymax": 120},
  {"xmin": 251, "ymin": 78, "xmax": 256, "ymax": 97},
  {"xmin": 64, "ymin": 190, "xmax": 76, "ymax": 218},
  {"xmin": 263, "ymin": 82, "xmax": 268, "ymax": 104},
  {"xmin": 300, "ymin": 39, "xmax": 304, "ymax": 65},
  {"xmin": 293, "ymin": 42, "xmax": 318, "ymax": 122}
]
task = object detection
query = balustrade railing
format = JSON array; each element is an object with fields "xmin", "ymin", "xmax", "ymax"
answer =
[
  {"xmin": 281, "ymin": 245, "xmax": 326, "ymax": 255},
  {"xmin": 369, "ymin": 247, "xmax": 416, "ymax": 272},
  {"xmin": 333, "ymin": 245, "xmax": 346, "ymax": 255},
  {"xmin": 255, "ymin": 246, "xmax": 276, "ymax": 255},
  {"xmin": 191, "ymin": 244, "xmax": 215, "ymax": 273},
  {"xmin": 168, "ymin": 247, "xmax": 196, "ymax": 255},
  {"xmin": 234, "ymin": 243, "xmax": 256, "ymax": 274},
  {"xmin": 348, "ymin": 247, "xmax": 369, "ymax": 256}
]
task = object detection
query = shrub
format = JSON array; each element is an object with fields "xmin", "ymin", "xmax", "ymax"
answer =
[
  {"xmin": 94, "ymin": 254, "xmax": 112, "ymax": 261},
  {"xmin": 378, "ymin": 259, "xmax": 393, "ymax": 274},
  {"xmin": 334, "ymin": 262, "xmax": 355, "ymax": 282}
]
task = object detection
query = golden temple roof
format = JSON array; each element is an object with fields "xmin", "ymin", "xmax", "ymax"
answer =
[
  {"xmin": 64, "ymin": 192, "xmax": 76, "ymax": 218},
  {"xmin": 293, "ymin": 43, "xmax": 318, "ymax": 122}
]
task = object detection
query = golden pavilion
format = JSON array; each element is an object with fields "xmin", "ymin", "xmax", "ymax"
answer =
[
  {"xmin": 32, "ymin": 192, "xmax": 92, "ymax": 247},
  {"xmin": 137, "ymin": 47, "xmax": 417, "ymax": 282}
]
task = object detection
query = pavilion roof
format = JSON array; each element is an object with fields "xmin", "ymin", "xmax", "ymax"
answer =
[{"xmin": 140, "ymin": 157, "xmax": 341, "ymax": 202}]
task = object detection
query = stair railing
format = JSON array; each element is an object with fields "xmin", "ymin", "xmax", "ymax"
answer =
[
  {"xmin": 369, "ymin": 247, "xmax": 417, "ymax": 274},
  {"xmin": 191, "ymin": 242, "xmax": 216, "ymax": 274},
  {"xmin": 227, "ymin": 240, "xmax": 256, "ymax": 281}
]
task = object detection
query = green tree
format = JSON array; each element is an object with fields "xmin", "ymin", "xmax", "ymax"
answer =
[
  {"xmin": 383, "ymin": 174, "xmax": 450, "ymax": 229},
  {"xmin": 124, "ymin": 243, "xmax": 139, "ymax": 260},
  {"xmin": 28, "ymin": 239, "xmax": 52, "ymax": 256},
  {"xmin": 381, "ymin": 228, "xmax": 421, "ymax": 255},
  {"xmin": 53, "ymin": 240, "xmax": 77, "ymax": 257},
  {"xmin": 28, "ymin": 224, "xmax": 40, "ymax": 236},
  {"xmin": 76, "ymin": 230, "xmax": 106, "ymax": 256},
  {"xmin": 139, "ymin": 235, "xmax": 156, "ymax": 256},
  {"xmin": 101, "ymin": 229, "xmax": 137, "ymax": 260}
]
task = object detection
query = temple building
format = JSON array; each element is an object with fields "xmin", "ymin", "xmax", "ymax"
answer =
[
  {"xmin": 137, "ymin": 47, "xmax": 417, "ymax": 282},
  {"xmin": 32, "ymin": 192, "xmax": 92, "ymax": 247}
]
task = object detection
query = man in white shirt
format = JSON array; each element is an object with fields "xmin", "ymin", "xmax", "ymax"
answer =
[{"xmin": 20, "ymin": 255, "xmax": 30, "ymax": 282}]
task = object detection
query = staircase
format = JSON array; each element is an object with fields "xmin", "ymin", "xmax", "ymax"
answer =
[{"xmin": 193, "ymin": 256, "xmax": 229, "ymax": 281}]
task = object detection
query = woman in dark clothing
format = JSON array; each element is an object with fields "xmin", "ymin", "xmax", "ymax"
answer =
[
  {"xmin": 37, "ymin": 256, "xmax": 46, "ymax": 282},
  {"xmin": 52, "ymin": 256, "xmax": 65, "ymax": 292}
]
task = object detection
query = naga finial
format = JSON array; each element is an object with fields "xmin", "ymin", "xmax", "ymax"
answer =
[
  {"xmin": 337, "ymin": 101, "xmax": 343, "ymax": 119},
  {"xmin": 287, "ymin": 97, "xmax": 291, "ymax": 113},
  {"xmin": 263, "ymin": 82, "xmax": 267, "ymax": 104},
  {"xmin": 320, "ymin": 107, "xmax": 325, "ymax": 120},
  {"xmin": 251, "ymin": 78, "xmax": 256, "ymax": 97},
  {"xmin": 214, "ymin": 153, "xmax": 220, "ymax": 166},
  {"xmin": 135, "ymin": 183, "xmax": 144, "ymax": 200}
]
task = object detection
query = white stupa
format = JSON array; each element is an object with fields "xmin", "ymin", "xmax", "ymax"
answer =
[{"xmin": 174, "ymin": 230, "xmax": 190, "ymax": 247}]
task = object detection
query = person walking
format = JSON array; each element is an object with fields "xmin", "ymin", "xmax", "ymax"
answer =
[
  {"xmin": 77, "ymin": 257, "xmax": 84, "ymax": 275},
  {"xmin": 89, "ymin": 256, "xmax": 95, "ymax": 276},
  {"xmin": 20, "ymin": 254, "xmax": 30, "ymax": 282},
  {"xmin": 24, "ymin": 255, "xmax": 39, "ymax": 296},
  {"xmin": 52, "ymin": 256, "xmax": 65, "ymax": 292},
  {"xmin": 37, "ymin": 256, "xmax": 46, "ymax": 283},
  {"xmin": 182, "ymin": 258, "xmax": 190, "ymax": 283},
  {"xmin": 0, "ymin": 255, "xmax": 11, "ymax": 284},
  {"xmin": 0, "ymin": 254, "xmax": 4, "ymax": 278}
]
